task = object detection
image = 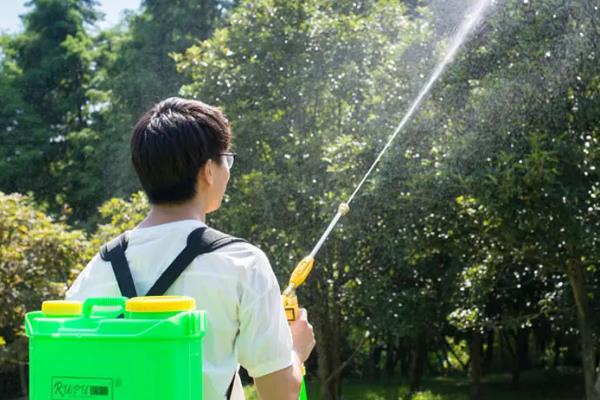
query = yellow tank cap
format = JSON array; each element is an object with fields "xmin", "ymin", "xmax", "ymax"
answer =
[
  {"xmin": 42, "ymin": 300, "xmax": 83, "ymax": 316},
  {"xmin": 126, "ymin": 296, "xmax": 196, "ymax": 313}
]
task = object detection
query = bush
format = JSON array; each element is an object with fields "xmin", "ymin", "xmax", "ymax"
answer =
[
  {"xmin": 90, "ymin": 191, "xmax": 149, "ymax": 248},
  {"xmin": 411, "ymin": 391, "xmax": 444, "ymax": 400},
  {"xmin": 0, "ymin": 192, "xmax": 87, "ymax": 369}
]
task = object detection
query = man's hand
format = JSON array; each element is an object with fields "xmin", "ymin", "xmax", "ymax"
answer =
[
  {"xmin": 289, "ymin": 308, "xmax": 315, "ymax": 362},
  {"xmin": 254, "ymin": 308, "xmax": 315, "ymax": 400}
]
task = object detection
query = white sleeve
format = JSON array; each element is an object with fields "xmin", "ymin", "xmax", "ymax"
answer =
[{"xmin": 236, "ymin": 248, "xmax": 293, "ymax": 378}]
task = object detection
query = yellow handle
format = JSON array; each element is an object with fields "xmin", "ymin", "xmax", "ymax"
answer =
[
  {"xmin": 282, "ymin": 290, "xmax": 300, "ymax": 322},
  {"xmin": 281, "ymin": 256, "xmax": 314, "ymax": 321},
  {"xmin": 282, "ymin": 255, "xmax": 316, "ymax": 379},
  {"xmin": 281, "ymin": 291, "xmax": 306, "ymax": 377}
]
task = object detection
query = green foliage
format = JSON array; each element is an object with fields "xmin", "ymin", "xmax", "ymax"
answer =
[
  {"xmin": 411, "ymin": 392, "xmax": 444, "ymax": 400},
  {"xmin": 403, "ymin": 1, "xmax": 600, "ymax": 395},
  {"xmin": 90, "ymin": 191, "xmax": 149, "ymax": 249},
  {"xmin": 442, "ymin": 337, "xmax": 469, "ymax": 372},
  {"xmin": 1, "ymin": 0, "xmax": 600, "ymax": 397},
  {"xmin": 0, "ymin": 192, "xmax": 87, "ymax": 369}
]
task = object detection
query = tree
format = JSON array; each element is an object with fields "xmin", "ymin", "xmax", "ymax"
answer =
[
  {"xmin": 0, "ymin": 0, "xmax": 102, "ymax": 219},
  {"xmin": 429, "ymin": 0, "xmax": 600, "ymax": 397}
]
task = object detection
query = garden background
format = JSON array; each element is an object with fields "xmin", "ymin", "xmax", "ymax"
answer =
[{"xmin": 1, "ymin": 0, "xmax": 599, "ymax": 399}]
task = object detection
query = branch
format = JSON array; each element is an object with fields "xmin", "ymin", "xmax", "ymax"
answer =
[
  {"xmin": 443, "ymin": 337, "xmax": 469, "ymax": 371},
  {"xmin": 323, "ymin": 331, "xmax": 370, "ymax": 385}
]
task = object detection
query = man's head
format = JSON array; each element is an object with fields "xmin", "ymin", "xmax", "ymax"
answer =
[{"xmin": 131, "ymin": 97, "xmax": 233, "ymax": 211}]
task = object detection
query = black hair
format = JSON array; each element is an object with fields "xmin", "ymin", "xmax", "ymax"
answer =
[{"xmin": 130, "ymin": 97, "xmax": 232, "ymax": 204}]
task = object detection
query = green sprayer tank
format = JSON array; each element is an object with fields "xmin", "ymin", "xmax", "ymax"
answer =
[{"xmin": 25, "ymin": 296, "xmax": 205, "ymax": 400}]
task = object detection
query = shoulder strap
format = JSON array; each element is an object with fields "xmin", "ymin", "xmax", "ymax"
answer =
[
  {"xmin": 101, "ymin": 227, "xmax": 244, "ymax": 398},
  {"xmin": 100, "ymin": 233, "xmax": 138, "ymax": 298},
  {"xmin": 145, "ymin": 227, "xmax": 247, "ymax": 296}
]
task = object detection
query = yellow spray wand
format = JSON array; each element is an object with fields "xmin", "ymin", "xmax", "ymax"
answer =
[
  {"xmin": 281, "ymin": 203, "xmax": 350, "ymax": 398},
  {"xmin": 281, "ymin": 202, "xmax": 350, "ymax": 321}
]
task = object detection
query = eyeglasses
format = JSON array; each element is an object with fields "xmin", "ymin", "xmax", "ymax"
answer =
[{"xmin": 220, "ymin": 152, "xmax": 237, "ymax": 169}]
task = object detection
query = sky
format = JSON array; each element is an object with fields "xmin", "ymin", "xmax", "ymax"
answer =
[{"xmin": 0, "ymin": 0, "xmax": 142, "ymax": 34}]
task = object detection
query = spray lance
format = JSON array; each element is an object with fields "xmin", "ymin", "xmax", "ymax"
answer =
[
  {"xmin": 281, "ymin": 202, "xmax": 351, "ymax": 320},
  {"xmin": 281, "ymin": 203, "xmax": 350, "ymax": 400},
  {"xmin": 281, "ymin": 0, "xmax": 493, "ymax": 322}
]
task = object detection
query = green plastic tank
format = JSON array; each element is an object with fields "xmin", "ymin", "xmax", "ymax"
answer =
[{"xmin": 25, "ymin": 296, "xmax": 205, "ymax": 400}]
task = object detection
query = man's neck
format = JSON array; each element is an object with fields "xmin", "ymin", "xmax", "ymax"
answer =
[{"xmin": 138, "ymin": 202, "xmax": 206, "ymax": 228}]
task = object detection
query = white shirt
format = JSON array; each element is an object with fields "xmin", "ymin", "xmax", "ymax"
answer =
[{"xmin": 66, "ymin": 220, "xmax": 293, "ymax": 399}]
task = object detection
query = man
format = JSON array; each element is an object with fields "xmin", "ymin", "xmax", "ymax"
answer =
[{"xmin": 67, "ymin": 97, "xmax": 315, "ymax": 399}]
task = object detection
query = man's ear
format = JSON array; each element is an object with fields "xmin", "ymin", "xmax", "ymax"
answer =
[{"xmin": 200, "ymin": 159, "xmax": 214, "ymax": 186}]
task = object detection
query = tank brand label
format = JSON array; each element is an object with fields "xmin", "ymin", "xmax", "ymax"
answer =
[{"xmin": 51, "ymin": 377, "xmax": 113, "ymax": 399}]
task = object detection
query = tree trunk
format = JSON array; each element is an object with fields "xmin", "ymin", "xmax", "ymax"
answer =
[
  {"xmin": 316, "ymin": 323, "xmax": 342, "ymax": 399},
  {"xmin": 316, "ymin": 285, "xmax": 342, "ymax": 400},
  {"xmin": 409, "ymin": 334, "xmax": 427, "ymax": 393},
  {"xmin": 385, "ymin": 339, "xmax": 400, "ymax": 377},
  {"xmin": 511, "ymin": 364, "xmax": 520, "ymax": 388},
  {"xmin": 507, "ymin": 328, "xmax": 528, "ymax": 388},
  {"xmin": 435, "ymin": 351, "xmax": 446, "ymax": 375},
  {"xmin": 401, "ymin": 345, "xmax": 411, "ymax": 378},
  {"xmin": 470, "ymin": 331, "xmax": 483, "ymax": 400},
  {"xmin": 516, "ymin": 328, "xmax": 530, "ymax": 371},
  {"xmin": 19, "ymin": 362, "xmax": 29, "ymax": 398},
  {"xmin": 370, "ymin": 345, "xmax": 383, "ymax": 378},
  {"xmin": 567, "ymin": 259, "xmax": 599, "ymax": 400},
  {"xmin": 553, "ymin": 338, "xmax": 561, "ymax": 368},
  {"xmin": 483, "ymin": 330, "xmax": 495, "ymax": 369}
]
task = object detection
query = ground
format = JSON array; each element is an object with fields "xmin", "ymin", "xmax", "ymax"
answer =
[{"xmin": 243, "ymin": 369, "xmax": 583, "ymax": 399}]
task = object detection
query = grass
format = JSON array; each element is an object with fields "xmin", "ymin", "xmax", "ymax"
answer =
[{"xmin": 243, "ymin": 369, "xmax": 583, "ymax": 399}]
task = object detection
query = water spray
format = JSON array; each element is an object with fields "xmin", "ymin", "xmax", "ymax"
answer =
[
  {"xmin": 282, "ymin": 0, "xmax": 493, "ymax": 315},
  {"xmin": 282, "ymin": 1, "xmax": 493, "ymax": 397}
]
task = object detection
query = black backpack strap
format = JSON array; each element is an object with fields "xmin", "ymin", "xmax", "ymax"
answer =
[
  {"xmin": 145, "ymin": 227, "xmax": 247, "ymax": 296},
  {"xmin": 100, "ymin": 233, "xmax": 138, "ymax": 298},
  {"xmin": 100, "ymin": 226, "xmax": 244, "ymax": 398}
]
